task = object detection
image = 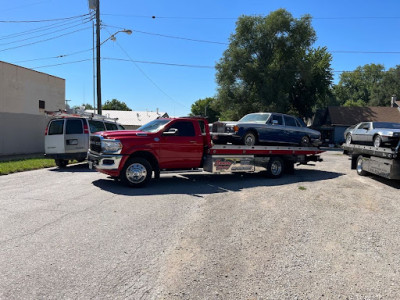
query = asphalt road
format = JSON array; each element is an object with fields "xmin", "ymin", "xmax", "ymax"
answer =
[{"xmin": 1, "ymin": 150, "xmax": 400, "ymax": 299}]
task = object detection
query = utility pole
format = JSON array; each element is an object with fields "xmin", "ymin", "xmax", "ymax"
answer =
[{"xmin": 95, "ymin": 0, "xmax": 102, "ymax": 115}]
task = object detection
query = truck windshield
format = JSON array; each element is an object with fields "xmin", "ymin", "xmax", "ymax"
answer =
[{"xmin": 138, "ymin": 119, "xmax": 171, "ymax": 133}]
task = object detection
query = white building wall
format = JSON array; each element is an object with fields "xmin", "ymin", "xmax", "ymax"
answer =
[{"xmin": 0, "ymin": 61, "xmax": 65, "ymax": 156}]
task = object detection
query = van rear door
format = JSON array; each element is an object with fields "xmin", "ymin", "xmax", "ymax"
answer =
[
  {"xmin": 45, "ymin": 119, "xmax": 65, "ymax": 154},
  {"xmin": 64, "ymin": 119, "xmax": 88, "ymax": 154}
]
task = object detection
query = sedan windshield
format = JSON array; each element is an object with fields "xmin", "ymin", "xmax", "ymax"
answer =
[
  {"xmin": 373, "ymin": 122, "xmax": 400, "ymax": 129},
  {"xmin": 239, "ymin": 113, "xmax": 271, "ymax": 123},
  {"xmin": 138, "ymin": 119, "xmax": 171, "ymax": 133}
]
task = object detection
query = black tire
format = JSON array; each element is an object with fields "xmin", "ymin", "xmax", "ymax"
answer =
[
  {"xmin": 356, "ymin": 156, "xmax": 368, "ymax": 176},
  {"xmin": 300, "ymin": 136, "xmax": 311, "ymax": 147},
  {"xmin": 267, "ymin": 157, "xmax": 284, "ymax": 178},
  {"xmin": 373, "ymin": 135, "xmax": 382, "ymax": 148},
  {"xmin": 55, "ymin": 159, "xmax": 68, "ymax": 168},
  {"xmin": 243, "ymin": 132, "xmax": 257, "ymax": 146},
  {"xmin": 121, "ymin": 157, "xmax": 152, "ymax": 188},
  {"xmin": 346, "ymin": 134, "xmax": 352, "ymax": 145}
]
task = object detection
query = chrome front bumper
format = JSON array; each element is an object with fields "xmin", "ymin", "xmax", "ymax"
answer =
[{"xmin": 87, "ymin": 151, "xmax": 123, "ymax": 170}]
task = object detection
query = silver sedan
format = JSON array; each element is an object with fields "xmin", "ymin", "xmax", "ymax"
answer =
[{"xmin": 344, "ymin": 122, "xmax": 400, "ymax": 148}]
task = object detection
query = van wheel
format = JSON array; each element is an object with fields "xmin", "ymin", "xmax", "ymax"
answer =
[
  {"xmin": 267, "ymin": 157, "xmax": 284, "ymax": 178},
  {"xmin": 121, "ymin": 157, "xmax": 152, "ymax": 188},
  {"xmin": 55, "ymin": 159, "xmax": 68, "ymax": 168}
]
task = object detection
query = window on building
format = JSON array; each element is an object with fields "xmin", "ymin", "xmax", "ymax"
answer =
[{"xmin": 39, "ymin": 100, "xmax": 45, "ymax": 109}]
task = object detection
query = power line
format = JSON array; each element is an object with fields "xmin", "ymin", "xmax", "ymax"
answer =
[
  {"xmin": 103, "ymin": 57, "xmax": 214, "ymax": 68},
  {"xmin": 0, "ymin": 15, "xmax": 93, "ymax": 41},
  {"xmin": 11, "ymin": 48, "xmax": 93, "ymax": 63},
  {"xmin": 104, "ymin": 28, "xmax": 189, "ymax": 109},
  {"xmin": 104, "ymin": 25, "xmax": 228, "ymax": 45},
  {"xmin": 0, "ymin": 18, "xmax": 92, "ymax": 46},
  {"xmin": 102, "ymin": 13, "xmax": 400, "ymax": 20},
  {"xmin": 30, "ymin": 59, "xmax": 92, "ymax": 69},
  {"xmin": 0, "ymin": 26, "xmax": 91, "ymax": 52},
  {"xmin": 0, "ymin": 13, "xmax": 90, "ymax": 23}
]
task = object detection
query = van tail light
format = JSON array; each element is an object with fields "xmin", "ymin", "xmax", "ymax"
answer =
[
  {"xmin": 45, "ymin": 125, "xmax": 49, "ymax": 135},
  {"xmin": 83, "ymin": 123, "xmax": 89, "ymax": 134}
]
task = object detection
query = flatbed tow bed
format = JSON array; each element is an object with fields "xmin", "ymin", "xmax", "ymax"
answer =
[
  {"xmin": 200, "ymin": 144, "xmax": 324, "ymax": 178},
  {"xmin": 342, "ymin": 143, "xmax": 400, "ymax": 180}
]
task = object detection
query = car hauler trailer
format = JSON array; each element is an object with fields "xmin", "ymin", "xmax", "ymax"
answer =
[
  {"xmin": 87, "ymin": 117, "xmax": 324, "ymax": 187},
  {"xmin": 342, "ymin": 143, "xmax": 400, "ymax": 180}
]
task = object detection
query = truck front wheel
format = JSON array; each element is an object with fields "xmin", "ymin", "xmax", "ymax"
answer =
[{"xmin": 121, "ymin": 157, "xmax": 152, "ymax": 187}]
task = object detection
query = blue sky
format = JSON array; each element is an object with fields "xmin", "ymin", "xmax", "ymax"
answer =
[{"xmin": 2, "ymin": 0, "xmax": 400, "ymax": 117}]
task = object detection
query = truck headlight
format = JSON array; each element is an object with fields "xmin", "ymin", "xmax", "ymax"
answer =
[{"xmin": 101, "ymin": 139, "xmax": 122, "ymax": 153}]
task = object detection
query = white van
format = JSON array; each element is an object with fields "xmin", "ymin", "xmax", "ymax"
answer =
[{"xmin": 44, "ymin": 113, "xmax": 124, "ymax": 167}]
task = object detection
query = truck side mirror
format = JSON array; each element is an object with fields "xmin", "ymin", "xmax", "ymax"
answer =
[
  {"xmin": 272, "ymin": 120, "xmax": 279, "ymax": 125},
  {"xmin": 163, "ymin": 128, "xmax": 179, "ymax": 136}
]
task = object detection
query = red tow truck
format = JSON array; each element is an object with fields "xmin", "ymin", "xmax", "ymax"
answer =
[{"xmin": 87, "ymin": 117, "xmax": 324, "ymax": 187}]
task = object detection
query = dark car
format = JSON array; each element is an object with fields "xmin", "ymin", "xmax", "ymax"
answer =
[
  {"xmin": 344, "ymin": 121, "xmax": 400, "ymax": 148},
  {"xmin": 210, "ymin": 112, "xmax": 322, "ymax": 147}
]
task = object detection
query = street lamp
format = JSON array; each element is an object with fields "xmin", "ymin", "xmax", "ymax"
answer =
[{"xmin": 96, "ymin": 28, "xmax": 132, "ymax": 115}]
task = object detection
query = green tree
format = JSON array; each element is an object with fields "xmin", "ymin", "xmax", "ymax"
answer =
[
  {"xmin": 333, "ymin": 64, "xmax": 385, "ymax": 106},
  {"xmin": 190, "ymin": 97, "xmax": 220, "ymax": 122},
  {"xmin": 215, "ymin": 9, "xmax": 333, "ymax": 120},
  {"xmin": 102, "ymin": 99, "xmax": 132, "ymax": 111},
  {"xmin": 72, "ymin": 103, "xmax": 94, "ymax": 110}
]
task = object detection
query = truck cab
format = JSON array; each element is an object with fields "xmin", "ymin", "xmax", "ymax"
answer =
[{"xmin": 88, "ymin": 117, "xmax": 211, "ymax": 186}]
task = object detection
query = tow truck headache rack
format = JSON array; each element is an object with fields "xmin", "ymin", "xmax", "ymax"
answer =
[
  {"xmin": 45, "ymin": 110, "xmax": 119, "ymax": 122},
  {"xmin": 342, "ymin": 143, "xmax": 400, "ymax": 180}
]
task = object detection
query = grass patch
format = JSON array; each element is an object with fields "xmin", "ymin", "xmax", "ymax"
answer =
[
  {"xmin": 298, "ymin": 186, "xmax": 307, "ymax": 191},
  {"xmin": 0, "ymin": 158, "xmax": 56, "ymax": 175}
]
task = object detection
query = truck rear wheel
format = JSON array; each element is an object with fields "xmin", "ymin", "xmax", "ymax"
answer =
[
  {"xmin": 267, "ymin": 157, "xmax": 284, "ymax": 178},
  {"xmin": 121, "ymin": 157, "xmax": 152, "ymax": 187}
]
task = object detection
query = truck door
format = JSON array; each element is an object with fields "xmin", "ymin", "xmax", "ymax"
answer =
[
  {"xmin": 157, "ymin": 120, "xmax": 204, "ymax": 169},
  {"xmin": 65, "ymin": 119, "xmax": 88, "ymax": 154},
  {"xmin": 45, "ymin": 119, "xmax": 65, "ymax": 154}
]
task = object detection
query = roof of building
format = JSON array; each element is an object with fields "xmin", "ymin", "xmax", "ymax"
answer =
[
  {"xmin": 313, "ymin": 106, "xmax": 400, "ymax": 127},
  {"xmin": 85, "ymin": 110, "xmax": 169, "ymax": 126}
]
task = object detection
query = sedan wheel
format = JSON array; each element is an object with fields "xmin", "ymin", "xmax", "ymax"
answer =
[
  {"xmin": 373, "ymin": 135, "xmax": 382, "ymax": 148},
  {"xmin": 300, "ymin": 136, "xmax": 310, "ymax": 147},
  {"xmin": 243, "ymin": 132, "xmax": 257, "ymax": 146}
]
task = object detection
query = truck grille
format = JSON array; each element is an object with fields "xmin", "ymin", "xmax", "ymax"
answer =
[{"xmin": 90, "ymin": 136, "xmax": 102, "ymax": 153}]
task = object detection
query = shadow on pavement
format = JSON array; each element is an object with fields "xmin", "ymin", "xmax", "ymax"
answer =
[
  {"xmin": 92, "ymin": 168, "xmax": 345, "ymax": 196},
  {"xmin": 49, "ymin": 163, "xmax": 95, "ymax": 173}
]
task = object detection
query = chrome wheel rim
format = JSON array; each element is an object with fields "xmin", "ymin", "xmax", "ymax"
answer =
[
  {"xmin": 126, "ymin": 163, "xmax": 147, "ymax": 184},
  {"xmin": 245, "ymin": 134, "xmax": 255, "ymax": 146},
  {"xmin": 346, "ymin": 134, "xmax": 351, "ymax": 145},
  {"xmin": 357, "ymin": 158, "xmax": 363, "ymax": 174},
  {"xmin": 373, "ymin": 136, "xmax": 381, "ymax": 148}
]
